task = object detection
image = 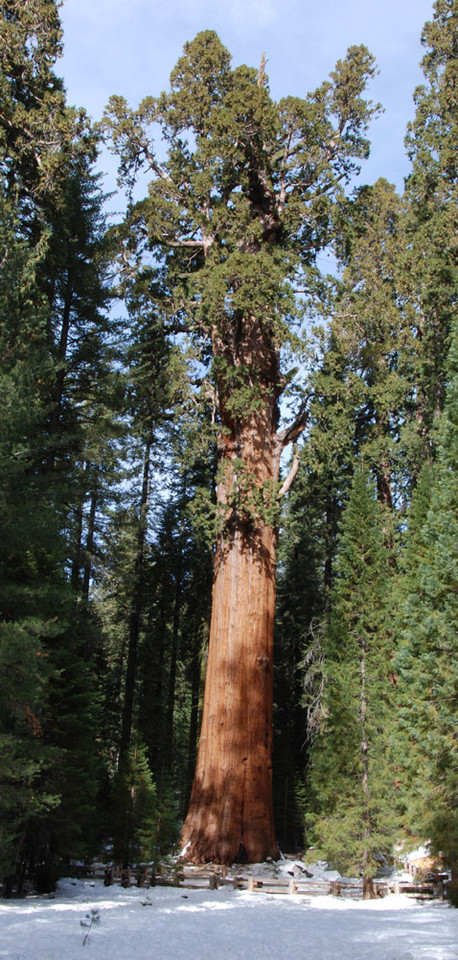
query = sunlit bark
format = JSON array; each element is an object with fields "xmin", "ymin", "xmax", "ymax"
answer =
[{"xmin": 181, "ymin": 325, "xmax": 282, "ymax": 863}]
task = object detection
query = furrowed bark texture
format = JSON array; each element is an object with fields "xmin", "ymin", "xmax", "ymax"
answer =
[
  {"xmin": 181, "ymin": 518, "xmax": 279, "ymax": 863},
  {"xmin": 181, "ymin": 321, "xmax": 281, "ymax": 864}
]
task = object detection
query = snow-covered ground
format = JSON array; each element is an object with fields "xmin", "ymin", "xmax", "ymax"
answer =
[{"xmin": 1, "ymin": 867, "xmax": 457, "ymax": 960}]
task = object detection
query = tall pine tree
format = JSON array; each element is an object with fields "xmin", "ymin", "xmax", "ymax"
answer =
[
  {"xmin": 305, "ymin": 465, "xmax": 397, "ymax": 898},
  {"xmin": 395, "ymin": 319, "xmax": 458, "ymax": 883}
]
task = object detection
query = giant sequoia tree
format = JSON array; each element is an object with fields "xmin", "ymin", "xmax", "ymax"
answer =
[{"xmin": 104, "ymin": 31, "xmax": 379, "ymax": 864}]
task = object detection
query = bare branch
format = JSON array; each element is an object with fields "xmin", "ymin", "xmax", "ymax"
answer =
[
  {"xmin": 163, "ymin": 239, "xmax": 206, "ymax": 249},
  {"xmin": 147, "ymin": 157, "xmax": 171, "ymax": 181},
  {"xmin": 276, "ymin": 399, "xmax": 310, "ymax": 449},
  {"xmin": 257, "ymin": 52, "xmax": 268, "ymax": 88},
  {"xmin": 277, "ymin": 446, "xmax": 300, "ymax": 498}
]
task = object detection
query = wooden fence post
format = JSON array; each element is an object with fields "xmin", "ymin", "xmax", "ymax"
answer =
[{"xmin": 434, "ymin": 878, "xmax": 444, "ymax": 901}]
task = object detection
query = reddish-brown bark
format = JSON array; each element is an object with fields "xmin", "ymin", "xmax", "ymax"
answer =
[
  {"xmin": 180, "ymin": 514, "xmax": 280, "ymax": 863},
  {"xmin": 180, "ymin": 320, "xmax": 282, "ymax": 864}
]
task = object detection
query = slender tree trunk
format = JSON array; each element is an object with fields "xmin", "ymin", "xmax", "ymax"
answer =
[
  {"xmin": 71, "ymin": 460, "xmax": 91, "ymax": 592},
  {"xmin": 362, "ymin": 876, "xmax": 376, "ymax": 899},
  {"xmin": 138, "ymin": 592, "xmax": 167, "ymax": 774},
  {"xmin": 163, "ymin": 536, "xmax": 183, "ymax": 759},
  {"xmin": 82, "ymin": 469, "xmax": 98, "ymax": 602},
  {"xmin": 360, "ymin": 634, "xmax": 376, "ymax": 899},
  {"xmin": 324, "ymin": 494, "xmax": 337, "ymax": 592},
  {"xmin": 375, "ymin": 455, "xmax": 392, "ymax": 510},
  {"xmin": 71, "ymin": 498, "xmax": 84, "ymax": 590},
  {"xmin": 153, "ymin": 592, "xmax": 167, "ymax": 773},
  {"xmin": 119, "ymin": 433, "xmax": 151, "ymax": 756},
  {"xmin": 47, "ymin": 274, "xmax": 73, "ymax": 469},
  {"xmin": 185, "ymin": 632, "xmax": 205, "ymax": 810}
]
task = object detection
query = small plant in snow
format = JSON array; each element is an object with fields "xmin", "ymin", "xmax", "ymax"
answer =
[{"xmin": 80, "ymin": 908, "xmax": 101, "ymax": 946}]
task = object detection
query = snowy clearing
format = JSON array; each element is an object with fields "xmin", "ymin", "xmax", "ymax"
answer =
[{"xmin": 0, "ymin": 875, "xmax": 457, "ymax": 960}]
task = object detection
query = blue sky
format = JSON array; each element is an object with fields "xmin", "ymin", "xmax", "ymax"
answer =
[{"xmin": 59, "ymin": 0, "xmax": 435, "ymax": 193}]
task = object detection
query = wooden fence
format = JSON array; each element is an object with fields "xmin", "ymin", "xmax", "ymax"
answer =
[{"xmin": 72, "ymin": 862, "xmax": 447, "ymax": 900}]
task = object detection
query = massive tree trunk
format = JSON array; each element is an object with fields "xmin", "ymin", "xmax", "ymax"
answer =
[
  {"xmin": 181, "ymin": 513, "xmax": 279, "ymax": 863},
  {"xmin": 181, "ymin": 322, "xmax": 283, "ymax": 864}
]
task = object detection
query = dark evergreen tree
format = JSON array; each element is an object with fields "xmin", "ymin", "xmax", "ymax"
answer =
[
  {"xmin": 0, "ymin": 0, "xmax": 114, "ymax": 890},
  {"xmin": 305, "ymin": 465, "xmax": 397, "ymax": 897},
  {"xmin": 99, "ymin": 386, "xmax": 214, "ymax": 856},
  {"xmin": 42, "ymin": 157, "xmax": 112, "ymax": 469},
  {"xmin": 395, "ymin": 319, "xmax": 458, "ymax": 884},
  {"xmin": 274, "ymin": 460, "xmax": 329, "ymax": 849},
  {"xmin": 0, "ymin": 0, "xmax": 72, "ymax": 206},
  {"xmin": 401, "ymin": 0, "xmax": 457, "ymax": 461},
  {"xmin": 0, "ymin": 186, "xmax": 66, "ymax": 892},
  {"xmin": 111, "ymin": 734, "xmax": 181, "ymax": 868},
  {"xmin": 309, "ymin": 178, "xmax": 417, "ymax": 512},
  {"xmin": 390, "ymin": 2, "xmax": 457, "ymax": 883},
  {"xmin": 136, "ymin": 459, "xmax": 213, "ymax": 809},
  {"xmin": 273, "ymin": 180, "xmax": 410, "ymax": 846}
]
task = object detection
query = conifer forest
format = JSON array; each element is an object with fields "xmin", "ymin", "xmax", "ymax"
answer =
[{"xmin": 0, "ymin": 0, "xmax": 456, "ymax": 900}]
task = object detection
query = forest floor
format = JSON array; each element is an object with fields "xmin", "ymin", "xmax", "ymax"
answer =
[{"xmin": 0, "ymin": 860, "xmax": 457, "ymax": 960}]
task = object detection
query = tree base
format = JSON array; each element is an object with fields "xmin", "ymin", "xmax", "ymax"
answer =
[
  {"xmin": 362, "ymin": 877, "xmax": 377, "ymax": 899},
  {"xmin": 180, "ymin": 825, "xmax": 280, "ymax": 866}
]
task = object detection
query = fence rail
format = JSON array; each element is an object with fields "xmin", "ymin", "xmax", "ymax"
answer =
[{"xmin": 70, "ymin": 862, "xmax": 447, "ymax": 900}]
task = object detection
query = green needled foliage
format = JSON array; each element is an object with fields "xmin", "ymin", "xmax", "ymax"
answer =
[
  {"xmin": 0, "ymin": 189, "xmax": 61, "ymax": 891},
  {"xmin": 0, "ymin": 618, "xmax": 60, "ymax": 891},
  {"xmin": 0, "ymin": 0, "xmax": 93, "ymax": 217},
  {"xmin": 390, "ymin": 2, "xmax": 458, "ymax": 880},
  {"xmin": 0, "ymin": 197, "xmax": 106, "ymax": 882},
  {"xmin": 395, "ymin": 320, "xmax": 458, "ymax": 878},
  {"xmin": 0, "ymin": 0, "xmax": 114, "ymax": 892},
  {"xmin": 308, "ymin": 177, "xmax": 420, "ymax": 513},
  {"xmin": 0, "ymin": 0, "xmax": 65, "ymax": 198},
  {"xmin": 274, "ymin": 460, "xmax": 331, "ymax": 849},
  {"xmin": 102, "ymin": 29, "xmax": 380, "ymax": 450},
  {"xmin": 305, "ymin": 465, "xmax": 397, "ymax": 891},
  {"xmin": 402, "ymin": 0, "xmax": 458, "ymax": 452},
  {"xmin": 112, "ymin": 738, "xmax": 179, "ymax": 867}
]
